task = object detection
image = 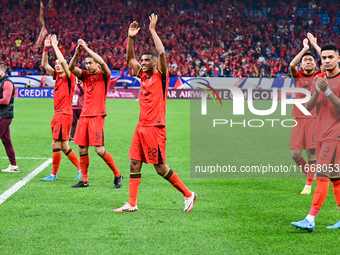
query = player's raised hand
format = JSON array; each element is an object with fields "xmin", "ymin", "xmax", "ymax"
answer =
[
  {"xmin": 149, "ymin": 13, "xmax": 158, "ymax": 30},
  {"xmin": 77, "ymin": 39, "xmax": 88, "ymax": 50},
  {"xmin": 128, "ymin": 21, "xmax": 140, "ymax": 38},
  {"xmin": 75, "ymin": 44, "xmax": 83, "ymax": 55},
  {"xmin": 318, "ymin": 77, "xmax": 328, "ymax": 92},
  {"xmin": 303, "ymin": 38, "xmax": 309, "ymax": 49},
  {"xmin": 51, "ymin": 34, "xmax": 58, "ymax": 47},
  {"xmin": 307, "ymin": 33, "xmax": 317, "ymax": 47},
  {"xmin": 44, "ymin": 34, "xmax": 52, "ymax": 48},
  {"xmin": 313, "ymin": 77, "xmax": 323, "ymax": 93}
]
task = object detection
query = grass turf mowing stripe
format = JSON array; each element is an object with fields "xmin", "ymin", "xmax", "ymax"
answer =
[{"xmin": 0, "ymin": 158, "xmax": 52, "ymax": 205}]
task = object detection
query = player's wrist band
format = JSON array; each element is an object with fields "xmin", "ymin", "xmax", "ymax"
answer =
[
  {"xmin": 325, "ymin": 88, "xmax": 333, "ymax": 96},
  {"xmin": 43, "ymin": 47, "xmax": 49, "ymax": 52}
]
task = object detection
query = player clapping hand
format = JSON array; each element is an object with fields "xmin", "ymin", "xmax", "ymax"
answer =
[{"xmin": 44, "ymin": 34, "xmax": 52, "ymax": 48}]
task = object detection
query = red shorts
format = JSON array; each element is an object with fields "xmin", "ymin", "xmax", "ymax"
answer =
[
  {"xmin": 74, "ymin": 116, "xmax": 105, "ymax": 146},
  {"xmin": 51, "ymin": 113, "xmax": 72, "ymax": 141},
  {"xmin": 128, "ymin": 125, "xmax": 166, "ymax": 164},
  {"xmin": 315, "ymin": 140, "xmax": 340, "ymax": 178},
  {"xmin": 290, "ymin": 118, "xmax": 316, "ymax": 150}
]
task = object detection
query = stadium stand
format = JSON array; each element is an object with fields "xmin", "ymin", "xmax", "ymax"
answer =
[{"xmin": 1, "ymin": 0, "xmax": 340, "ymax": 77}]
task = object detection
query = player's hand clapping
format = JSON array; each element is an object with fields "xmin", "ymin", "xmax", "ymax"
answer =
[
  {"xmin": 314, "ymin": 77, "xmax": 328, "ymax": 93},
  {"xmin": 51, "ymin": 34, "xmax": 58, "ymax": 47},
  {"xmin": 75, "ymin": 45, "xmax": 83, "ymax": 55},
  {"xmin": 303, "ymin": 38, "xmax": 309, "ymax": 50},
  {"xmin": 77, "ymin": 39, "xmax": 88, "ymax": 51},
  {"xmin": 44, "ymin": 34, "xmax": 52, "ymax": 48},
  {"xmin": 307, "ymin": 33, "xmax": 317, "ymax": 47}
]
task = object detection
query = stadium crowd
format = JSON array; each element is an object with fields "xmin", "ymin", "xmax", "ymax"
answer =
[{"xmin": 1, "ymin": 0, "xmax": 340, "ymax": 77}]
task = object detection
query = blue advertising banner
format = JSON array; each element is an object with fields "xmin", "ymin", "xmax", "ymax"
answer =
[{"xmin": 17, "ymin": 88, "xmax": 54, "ymax": 98}]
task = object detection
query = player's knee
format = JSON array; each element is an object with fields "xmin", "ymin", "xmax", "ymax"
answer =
[
  {"xmin": 60, "ymin": 143, "xmax": 69, "ymax": 153},
  {"xmin": 306, "ymin": 149, "xmax": 316, "ymax": 160},
  {"xmin": 94, "ymin": 146, "xmax": 105, "ymax": 155},
  {"xmin": 52, "ymin": 140, "xmax": 61, "ymax": 148},
  {"xmin": 291, "ymin": 150, "xmax": 301, "ymax": 161},
  {"xmin": 154, "ymin": 164, "xmax": 167, "ymax": 176},
  {"xmin": 130, "ymin": 159, "xmax": 141, "ymax": 173},
  {"xmin": 78, "ymin": 146, "xmax": 87, "ymax": 154}
]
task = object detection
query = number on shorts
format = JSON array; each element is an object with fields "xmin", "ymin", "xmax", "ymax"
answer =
[{"xmin": 148, "ymin": 147, "xmax": 157, "ymax": 158}]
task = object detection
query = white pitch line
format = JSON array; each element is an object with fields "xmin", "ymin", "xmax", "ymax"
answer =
[{"xmin": 0, "ymin": 158, "xmax": 52, "ymax": 205}]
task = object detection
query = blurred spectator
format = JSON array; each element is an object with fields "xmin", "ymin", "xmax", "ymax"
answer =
[
  {"xmin": 0, "ymin": 0, "xmax": 338, "ymax": 78},
  {"xmin": 39, "ymin": 75, "xmax": 46, "ymax": 88}
]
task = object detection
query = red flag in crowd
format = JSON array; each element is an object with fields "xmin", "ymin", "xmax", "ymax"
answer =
[
  {"xmin": 39, "ymin": 1, "xmax": 45, "ymax": 26},
  {"xmin": 47, "ymin": 0, "xmax": 53, "ymax": 10},
  {"xmin": 123, "ymin": 38, "xmax": 128, "ymax": 49},
  {"xmin": 110, "ymin": 76, "xmax": 120, "ymax": 89},
  {"xmin": 69, "ymin": 42, "xmax": 76, "ymax": 52},
  {"xmin": 35, "ymin": 26, "xmax": 48, "ymax": 47}
]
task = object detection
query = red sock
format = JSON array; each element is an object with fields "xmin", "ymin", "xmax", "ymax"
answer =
[
  {"xmin": 65, "ymin": 148, "xmax": 80, "ymax": 171},
  {"xmin": 332, "ymin": 179, "xmax": 340, "ymax": 208},
  {"xmin": 163, "ymin": 169, "xmax": 192, "ymax": 197},
  {"xmin": 306, "ymin": 161, "xmax": 316, "ymax": 185},
  {"xmin": 51, "ymin": 148, "xmax": 62, "ymax": 176},
  {"xmin": 80, "ymin": 153, "xmax": 89, "ymax": 183},
  {"xmin": 296, "ymin": 157, "xmax": 307, "ymax": 175},
  {"xmin": 128, "ymin": 173, "xmax": 141, "ymax": 207},
  {"xmin": 310, "ymin": 177, "xmax": 329, "ymax": 215},
  {"xmin": 100, "ymin": 151, "xmax": 121, "ymax": 177}
]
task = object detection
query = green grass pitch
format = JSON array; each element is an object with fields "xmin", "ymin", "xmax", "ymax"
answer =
[{"xmin": 0, "ymin": 98, "xmax": 339, "ymax": 254}]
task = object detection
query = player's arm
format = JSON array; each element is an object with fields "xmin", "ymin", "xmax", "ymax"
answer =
[
  {"xmin": 149, "ymin": 13, "xmax": 167, "ymax": 75},
  {"xmin": 317, "ymin": 77, "xmax": 340, "ymax": 110},
  {"xmin": 51, "ymin": 34, "xmax": 70, "ymax": 78},
  {"xmin": 289, "ymin": 38, "xmax": 309, "ymax": 77},
  {"xmin": 0, "ymin": 81, "xmax": 13, "ymax": 105},
  {"xmin": 307, "ymin": 33, "xmax": 321, "ymax": 59},
  {"xmin": 306, "ymin": 77, "xmax": 321, "ymax": 111},
  {"xmin": 126, "ymin": 21, "xmax": 141, "ymax": 74},
  {"xmin": 41, "ymin": 34, "xmax": 55, "ymax": 77},
  {"xmin": 69, "ymin": 45, "xmax": 83, "ymax": 78},
  {"xmin": 77, "ymin": 39, "xmax": 110, "ymax": 77},
  {"xmin": 307, "ymin": 32, "xmax": 324, "ymax": 73}
]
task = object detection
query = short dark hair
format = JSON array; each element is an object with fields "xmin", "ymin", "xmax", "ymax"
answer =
[
  {"xmin": 321, "ymin": 44, "xmax": 339, "ymax": 54},
  {"xmin": 0, "ymin": 61, "xmax": 7, "ymax": 71},
  {"xmin": 142, "ymin": 51, "xmax": 158, "ymax": 60},
  {"xmin": 302, "ymin": 51, "xmax": 315, "ymax": 60},
  {"xmin": 85, "ymin": 55, "xmax": 98, "ymax": 63}
]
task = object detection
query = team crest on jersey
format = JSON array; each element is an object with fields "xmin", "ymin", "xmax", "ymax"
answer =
[{"xmin": 140, "ymin": 86, "xmax": 147, "ymax": 95}]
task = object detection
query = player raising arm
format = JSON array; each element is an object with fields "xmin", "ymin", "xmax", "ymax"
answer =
[
  {"xmin": 289, "ymin": 36, "xmax": 321, "ymax": 195},
  {"xmin": 292, "ymin": 44, "xmax": 340, "ymax": 231},
  {"xmin": 114, "ymin": 14, "xmax": 197, "ymax": 213},
  {"xmin": 40, "ymin": 34, "xmax": 81, "ymax": 181},
  {"xmin": 68, "ymin": 39, "xmax": 122, "ymax": 188}
]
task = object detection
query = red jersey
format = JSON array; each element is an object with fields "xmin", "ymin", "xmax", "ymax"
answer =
[
  {"xmin": 291, "ymin": 69, "xmax": 321, "ymax": 117},
  {"xmin": 80, "ymin": 70, "xmax": 110, "ymax": 117},
  {"xmin": 137, "ymin": 68, "xmax": 169, "ymax": 127},
  {"xmin": 312, "ymin": 72, "xmax": 340, "ymax": 141},
  {"xmin": 53, "ymin": 72, "xmax": 76, "ymax": 115}
]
